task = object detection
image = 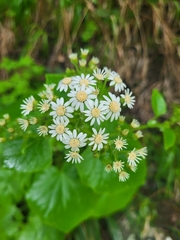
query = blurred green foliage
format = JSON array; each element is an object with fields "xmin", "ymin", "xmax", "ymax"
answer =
[{"xmin": 0, "ymin": 56, "xmax": 44, "ymax": 105}]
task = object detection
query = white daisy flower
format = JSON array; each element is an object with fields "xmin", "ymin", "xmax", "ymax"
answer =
[
  {"xmin": 131, "ymin": 119, "xmax": 140, "ymax": 128},
  {"xmin": 80, "ymin": 48, "xmax": 89, "ymax": 56},
  {"xmin": 114, "ymin": 136, "xmax": 128, "ymax": 151},
  {"xmin": 119, "ymin": 115, "xmax": 126, "ymax": 122},
  {"xmin": 136, "ymin": 147, "xmax": 148, "ymax": 159},
  {"xmin": 48, "ymin": 118, "xmax": 69, "ymax": 141},
  {"xmin": 92, "ymin": 88, "xmax": 100, "ymax": 96},
  {"xmin": 65, "ymin": 151, "xmax": 84, "ymax": 164},
  {"xmin": 72, "ymin": 73, "xmax": 96, "ymax": 90},
  {"xmin": 0, "ymin": 119, "xmax": 6, "ymax": 126},
  {"xmin": 79, "ymin": 59, "xmax": 87, "ymax": 67},
  {"xmin": 102, "ymin": 67, "xmax": 113, "ymax": 77},
  {"xmin": 37, "ymin": 99, "xmax": 50, "ymax": 113},
  {"xmin": 38, "ymin": 89, "xmax": 54, "ymax": 101},
  {"xmin": 105, "ymin": 164, "xmax": 113, "ymax": 173},
  {"xmin": 67, "ymin": 85, "xmax": 96, "ymax": 112},
  {"xmin": 84, "ymin": 99, "xmax": 105, "ymax": 125},
  {"xmin": 50, "ymin": 98, "xmax": 74, "ymax": 122},
  {"xmin": 135, "ymin": 130, "xmax": 143, "ymax": 138},
  {"xmin": 63, "ymin": 129, "xmax": 87, "ymax": 151},
  {"xmin": 3, "ymin": 114, "xmax": 10, "ymax": 120},
  {"xmin": 127, "ymin": 148, "xmax": 142, "ymax": 166},
  {"xmin": 37, "ymin": 125, "xmax": 48, "ymax": 136},
  {"xmin": 108, "ymin": 72, "xmax": 126, "ymax": 92},
  {"xmin": 44, "ymin": 83, "xmax": 56, "ymax": 90},
  {"xmin": 119, "ymin": 171, "xmax": 129, "ymax": 182},
  {"xmin": 20, "ymin": 96, "xmax": 35, "ymax": 116},
  {"xmin": 113, "ymin": 160, "xmax": 124, "ymax": 172},
  {"xmin": 122, "ymin": 129, "xmax": 129, "ymax": 136},
  {"xmin": 69, "ymin": 53, "xmax": 77, "ymax": 61},
  {"xmin": 8, "ymin": 127, "xmax": 14, "ymax": 133},
  {"xmin": 57, "ymin": 77, "xmax": 73, "ymax": 92},
  {"xmin": 18, "ymin": 118, "xmax": 29, "ymax": 131},
  {"xmin": 29, "ymin": 117, "xmax": 37, "ymax": 125},
  {"xmin": 0, "ymin": 138, "xmax": 5, "ymax": 143},
  {"xmin": 121, "ymin": 88, "xmax": 135, "ymax": 109},
  {"xmin": 93, "ymin": 68, "xmax": 107, "ymax": 81},
  {"xmin": 88, "ymin": 128, "xmax": 109, "ymax": 151},
  {"xmin": 101, "ymin": 92, "xmax": 121, "ymax": 122},
  {"xmin": 129, "ymin": 165, "xmax": 137, "ymax": 172},
  {"xmin": 90, "ymin": 57, "xmax": 99, "ymax": 65}
]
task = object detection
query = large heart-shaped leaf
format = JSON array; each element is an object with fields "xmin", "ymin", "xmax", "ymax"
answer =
[
  {"xmin": 3, "ymin": 137, "xmax": 52, "ymax": 172},
  {"xmin": 76, "ymin": 147, "xmax": 146, "ymax": 193},
  {"xmin": 18, "ymin": 215, "xmax": 65, "ymax": 240},
  {"xmin": 27, "ymin": 162, "xmax": 146, "ymax": 233},
  {"xmin": 26, "ymin": 166, "xmax": 97, "ymax": 233}
]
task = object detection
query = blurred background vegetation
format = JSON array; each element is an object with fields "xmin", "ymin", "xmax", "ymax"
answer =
[{"xmin": 0, "ymin": 0, "xmax": 180, "ymax": 239}]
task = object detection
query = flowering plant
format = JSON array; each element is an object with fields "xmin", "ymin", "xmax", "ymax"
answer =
[{"xmin": 0, "ymin": 49, "xmax": 147, "ymax": 233}]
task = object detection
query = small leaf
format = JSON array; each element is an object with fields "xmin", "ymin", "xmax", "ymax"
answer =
[
  {"xmin": 163, "ymin": 128, "xmax": 176, "ymax": 150},
  {"xmin": 151, "ymin": 89, "xmax": 167, "ymax": 117},
  {"xmin": 45, "ymin": 74, "xmax": 64, "ymax": 85},
  {"xmin": 3, "ymin": 137, "xmax": 52, "ymax": 172}
]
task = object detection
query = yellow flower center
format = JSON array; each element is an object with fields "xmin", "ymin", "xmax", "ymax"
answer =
[
  {"xmin": 39, "ymin": 126, "xmax": 48, "ymax": 133},
  {"xmin": 29, "ymin": 117, "xmax": 37, "ymax": 125},
  {"xmin": 94, "ymin": 134, "xmax": 103, "ymax": 144},
  {"xmin": 26, "ymin": 102, "xmax": 33, "ymax": 111},
  {"xmin": 69, "ymin": 138, "xmax": 80, "ymax": 148},
  {"xmin": 128, "ymin": 151, "xmax": 136, "ymax": 161},
  {"xmin": 70, "ymin": 152, "xmax": 79, "ymax": 159},
  {"xmin": 114, "ymin": 76, "xmax": 122, "ymax": 83},
  {"xmin": 56, "ymin": 106, "xmax": 66, "ymax": 116},
  {"xmin": 62, "ymin": 77, "xmax": 71, "ymax": 85},
  {"xmin": 113, "ymin": 161, "xmax": 123, "ymax": 171},
  {"xmin": 80, "ymin": 78, "xmax": 89, "ymax": 86},
  {"xmin": 94, "ymin": 73, "xmax": 104, "ymax": 80},
  {"xmin": 91, "ymin": 108, "xmax": 100, "ymax": 117},
  {"xmin": 41, "ymin": 103, "xmax": 50, "ymax": 112},
  {"xmin": 115, "ymin": 139, "xmax": 123, "ymax": 148},
  {"xmin": 109, "ymin": 101, "xmax": 120, "ymax": 113},
  {"xmin": 55, "ymin": 124, "xmax": 65, "ymax": 134},
  {"xmin": 76, "ymin": 91, "xmax": 88, "ymax": 102},
  {"xmin": 124, "ymin": 95, "xmax": 131, "ymax": 104}
]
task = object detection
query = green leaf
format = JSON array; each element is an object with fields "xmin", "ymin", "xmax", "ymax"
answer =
[
  {"xmin": 26, "ymin": 161, "xmax": 146, "ymax": 233},
  {"xmin": 26, "ymin": 166, "xmax": 97, "ymax": 233},
  {"xmin": 0, "ymin": 169, "xmax": 30, "ymax": 203},
  {"xmin": 73, "ymin": 220, "xmax": 101, "ymax": 240},
  {"xmin": 106, "ymin": 217, "xmax": 123, "ymax": 240},
  {"xmin": 3, "ymin": 137, "xmax": 52, "ymax": 172},
  {"xmin": 163, "ymin": 128, "xmax": 176, "ymax": 150},
  {"xmin": 81, "ymin": 21, "xmax": 98, "ymax": 42},
  {"xmin": 151, "ymin": 89, "xmax": 167, "ymax": 117},
  {"xmin": 18, "ymin": 215, "xmax": 65, "ymax": 240},
  {"xmin": 45, "ymin": 74, "xmax": 65, "ymax": 85},
  {"xmin": 76, "ymin": 148, "xmax": 146, "ymax": 193},
  {"xmin": 0, "ymin": 204, "xmax": 23, "ymax": 240}
]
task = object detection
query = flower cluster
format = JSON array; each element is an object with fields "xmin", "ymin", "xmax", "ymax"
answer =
[{"xmin": 16, "ymin": 49, "xmax": 147, "ymax": 181}]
